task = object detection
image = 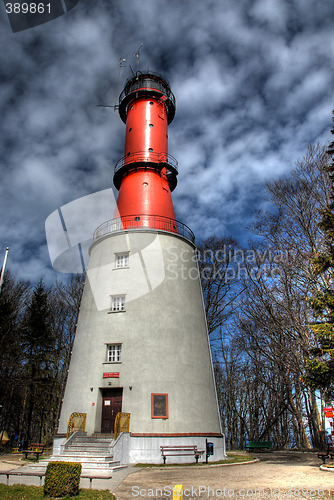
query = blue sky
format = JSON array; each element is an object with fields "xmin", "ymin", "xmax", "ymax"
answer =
[{"xmin": 1, "ymin": 0, "xmax": 334, "ymax": 283}]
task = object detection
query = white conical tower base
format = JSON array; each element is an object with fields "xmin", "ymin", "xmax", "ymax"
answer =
[{"xmin": 55, "ymin": 228, "xmax": 226, "ymax": 463}]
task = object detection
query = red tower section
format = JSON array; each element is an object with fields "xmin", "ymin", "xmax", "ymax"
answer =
[{"xmin": 114, "ymin": 73, "xmax": 178, "ymax": 231}]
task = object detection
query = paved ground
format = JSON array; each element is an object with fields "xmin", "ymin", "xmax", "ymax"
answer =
[
  {"xmin": 113, "ymin": 452, "xmax": 334, "ymax": 499},
  {"xmin": 0, "ymin": 451, "xmax": 333, "ymax": 499}
]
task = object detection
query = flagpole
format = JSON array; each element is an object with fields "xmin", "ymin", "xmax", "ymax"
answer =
[{"xmin": 0, "ymin": 247, "xmax": 10, "ymax": 296}]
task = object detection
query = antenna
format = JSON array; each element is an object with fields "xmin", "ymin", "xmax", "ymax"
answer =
[
  {"xmin": 134, "ymin": 43, "xmax": 143, "ymax": 75},
  {"xmin": 114, "ymin": 57, "xmax": 127, "ymax": 108},
  {"xmin": 96, "ymin": 57, "xmax": 126, "ymax": 111}
]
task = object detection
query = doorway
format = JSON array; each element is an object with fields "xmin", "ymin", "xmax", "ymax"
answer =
[{"xmin": 101, "ymin": 388, "xmax": 123, "ymax": 434}]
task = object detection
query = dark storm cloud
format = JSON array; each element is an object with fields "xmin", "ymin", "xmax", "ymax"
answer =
[{"xmin": 0, "ymin": 0, "xmax": 334, "ymax": 282}]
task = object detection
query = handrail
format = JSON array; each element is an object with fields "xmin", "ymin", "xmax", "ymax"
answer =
[
  {"xmin": 114, "ymin": 152, "xmax": 178, "ymax": 176},
  {"xmin": 119, "ymin": 73, "xmax": 175, "ymax": 110},
  {"xmin": 93, "ymin": 215, "xmax": 195, "ymax": 244}
]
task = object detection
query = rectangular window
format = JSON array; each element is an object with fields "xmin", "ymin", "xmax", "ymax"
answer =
[
  {"xmin": 111, "ymin": 295, "xmax": 125, "ymax": 312},
  {"xmin": 116, "ymin": 253, "xmax": 129, "ymax": 268},
  {"xmin": 107, "ymin": 344, "xmax": 122, "ymax": 362},
  {"xmin": 151, "ymin": 393, "xmax": 168, "ymax": 419}
]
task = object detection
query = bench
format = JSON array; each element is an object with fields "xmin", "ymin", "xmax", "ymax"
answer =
[
  {"xmin": 246, "ymin": 441, "xmax": 273, "ymax": 452},
  {"xmin": 160, "ymin": 445, "xmax": 204, "ymax": 464},
  {"xmin": 0, "ymin": 470, "xmax": 113, "ymax": 489},
  {"xmin": 317, "ymin": 444, "xmax": 334, "ymax": 464},
  {"xmin": 0, "ymin": 470, "xmax": 45, "ymax": 486},
  {"xmin": 81, "ymin": 474, "xmax": 113, "ymax": 489},
  {"xmin": 21, "ymin": 443, "xmax": 45, "ymax": 460}
]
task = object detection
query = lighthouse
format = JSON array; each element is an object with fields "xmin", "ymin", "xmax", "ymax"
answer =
[{"xmin": 54, "ymin": 72, "xmax": 226, "ymax": 464}]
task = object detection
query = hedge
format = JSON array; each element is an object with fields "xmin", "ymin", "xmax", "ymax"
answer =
[{"xmin": 44, "ymin": 461, "xmax": 81, "ymax": 497}]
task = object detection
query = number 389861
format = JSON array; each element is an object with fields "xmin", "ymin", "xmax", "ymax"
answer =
[{"xmin": 6, "ymin": 3, "xmax": 51, "ymax": 14}]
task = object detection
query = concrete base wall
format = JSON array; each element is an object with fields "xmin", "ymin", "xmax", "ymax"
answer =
[{"xmin": 113, "ymin": 433, "xmax": 226, "ymax": 464}]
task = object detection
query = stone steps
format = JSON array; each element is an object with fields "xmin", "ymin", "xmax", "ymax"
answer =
[
  {"xmin": 66, "ymin": 446, "xmax": 111, "ymax": 453},
  {"xmin": 48, "ymin": 455, "xmax": 116, "ymax": 463},
  {"xmin": 61, "ymin": 450, "xmax": 111, "ymax": 457},
  {"xmin": 41, "ymin": 435, "xmax": 122, "ymax": 472}
]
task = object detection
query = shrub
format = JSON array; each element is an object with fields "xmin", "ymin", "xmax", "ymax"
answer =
[{"xmin": 44, "ymin": 461, "xmax": 81, "ymax": 497}]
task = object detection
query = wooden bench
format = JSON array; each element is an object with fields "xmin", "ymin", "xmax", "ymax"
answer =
[
  {"xmin": 317, "ymin": 444, "xmax": 334, "ymax": 464},
  {"xmin": 246, "ymin": 441, "xmax": 273, "ymax": 452},
  {"xmin": 0, "ymin": 470, "xmax": 45, "ymax": 486},
  {"xmin": 21, "ymin": 443, "xmax": 45, "ymax": 460},
  {"xmin": 160, "ymin": 445, "xmax": 204, "ymax": 464},
  {"xmin": 81, "ymin": 474, "xmax": 113, "ymax": 489},
  {"xmin": 0, "ymin": 470, "xmax": 112, "ymax": 489}
]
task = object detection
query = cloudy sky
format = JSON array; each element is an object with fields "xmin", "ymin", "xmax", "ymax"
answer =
[{"xmin": 1, "ymin": 0, "xmax": 334, "ymax": 284}]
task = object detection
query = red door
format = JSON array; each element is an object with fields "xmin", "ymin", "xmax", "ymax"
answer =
[{"xmin": 101, "ymin": 388, "xmax": 123, "ymax": 433}]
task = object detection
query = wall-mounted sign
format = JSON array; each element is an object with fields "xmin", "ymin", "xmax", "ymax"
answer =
[
  {"xmin": 151, "ymin": 393, "xmax": 168, "ymax": 419},
  {"xmin": 103, "ymin": 372, "xmax": 119, "ymax": 379}
]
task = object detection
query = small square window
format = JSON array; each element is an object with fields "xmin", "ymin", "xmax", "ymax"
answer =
[
  {"xmin": 111, "ymin": 295, "xmax": 126, "ymax": 312},
  {"xmin": 151, "ymin": 393, "xmax": 168, "ymax": 419},
  {"xmin": 116, "ymin": 253, "xmax": 129, "ymax": 268},
  {"xmin": 107, "ymin": 344, "xmax": 122, "ymax": 362}
]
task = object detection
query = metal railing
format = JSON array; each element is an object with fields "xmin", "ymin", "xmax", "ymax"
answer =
[
  {"xmin": 93, "ymin": 215, "xmax": 195, "ymax": 244},
  {"xmin": 119, "ymin": 73, "xmax": 175, "ymax": 110},
  {"xmin": 114, "ymin": 151, "xmax": 178, "ymax": 176}
]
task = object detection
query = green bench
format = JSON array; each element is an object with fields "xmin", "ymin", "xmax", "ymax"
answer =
[{"xmin": 246, "ymin": 441, "xmax": 273, "ymax": 452}]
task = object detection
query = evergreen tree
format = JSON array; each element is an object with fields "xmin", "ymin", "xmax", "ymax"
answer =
[
  {"xmin": 21, "ymin": 279, "xmax": 55, "ymax": 443},
  {"xmin": 306, "ymin": 113, "xmax": 334, "ymax": 401}
]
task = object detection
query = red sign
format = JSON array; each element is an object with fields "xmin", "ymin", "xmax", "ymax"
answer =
[
  {"xmin": 103, "ymin": 372, "xmax": 119, "ymax": 379},
  {"xmin": 324, "ymin": 407, "xmax": 333, "ymax": 412}
]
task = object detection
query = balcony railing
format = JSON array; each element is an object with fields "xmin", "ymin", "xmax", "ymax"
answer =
[
  {"xmin": 114, "ymin": 152, "xmax": 178, "ymax": 175},
  {"xmin": 93, "ymin": 215, "xmax": 195, "ymax": 244},
  {"xmin": 118, "ymin": 72, "xmax": 176, "ymax": 124},
  {"xmin": 119, "ymin": 74, "xmax": 175, "ymax": 110},
  {"xmin": 113, "ymin": 152, "xmax": 178, "ymax": 191}
]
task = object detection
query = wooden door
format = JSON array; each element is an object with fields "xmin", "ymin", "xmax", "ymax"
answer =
[{"xmin": 101, "ymin": 388, "xmax": 123, "ymax": 433}]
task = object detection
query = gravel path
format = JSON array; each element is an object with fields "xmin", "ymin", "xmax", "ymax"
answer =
[
  {"xmin": 114, "ymin": 452, "xmax": 334, "ymax": 500},
  {"xmin": 0, "ymin": 451, "xmax": 333, "ymax": 498}
]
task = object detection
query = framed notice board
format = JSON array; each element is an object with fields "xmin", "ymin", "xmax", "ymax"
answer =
[{"xmin": 151, "ymin": 393, "xmax": 168, "ymax": 419}]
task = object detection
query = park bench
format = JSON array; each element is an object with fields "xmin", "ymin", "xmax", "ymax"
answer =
[
  {"xmin": 0, "ymin": 470, "xmax": 45, "ymax": 486},
  {"xmin": 21, "ymin": 443, "xmax": 45, "ymax": 460},
  {"xmin": 317, "ymin": 444, "xmax": 334, "ymax": 464},
  {"xmin": 0, "ymin": 470, "xmax": 112, "ymax": 489},
  {"xmin": 246, "ymin": 441, "xmax": 273, "ymax": 452},
  {"xmin": 160, "ymin": 445, "xmax": 204, "ymax": 464}
]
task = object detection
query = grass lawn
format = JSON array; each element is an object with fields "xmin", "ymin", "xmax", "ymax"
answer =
[{"xmin": 0, "ymin": 484, "xmax": 116, "ymax": 499}]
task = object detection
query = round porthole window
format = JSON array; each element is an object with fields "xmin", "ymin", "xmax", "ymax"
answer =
[{"xmin": 134, "ymin": 216, "xmax": 140, "ymax": 221}]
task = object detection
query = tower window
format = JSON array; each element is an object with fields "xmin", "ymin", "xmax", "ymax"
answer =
[
  {"xmin": 149, "ymin": 101, "xmax": 154, "ymax": 105},
  {"xmin": 148, "ymin": 148, "xmax": 153, "ymax": 152},
  {"xmin": 111, "ymin": 295, "xmax": 126, "ymax": 312},
  {"xmin": 115, "ymin": 253, "xmax": 129, "ymax": 268},
  {"xmin": 107, "ymin": 344, "xmax": 122, "ymax": 362},
  {"xmin": 149, "ymin": 124, "xmax": 154, "ymax": 127}
]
